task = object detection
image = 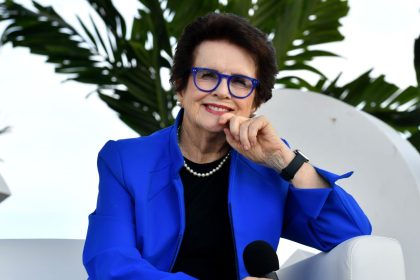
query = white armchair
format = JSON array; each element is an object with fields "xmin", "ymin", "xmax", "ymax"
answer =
[
  {"xmin": 0, "ymin": 239, "xmax": 87, "ymax": 280},
  {"xmin": 0, "ymin": 237, "xmax": 405, "ymax": 279},
  {"xmin": 277, "ymin": 236, "xmax": 406, "ymax": 280}
]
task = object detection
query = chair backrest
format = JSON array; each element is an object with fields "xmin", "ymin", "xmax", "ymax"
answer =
[
  {"xmin": 0, "ymin": 239, "xmax": 87, "ymax": 280},
  {"xmin": 257, "ymin": 89, "xmax": 420, "ymax": 280}
]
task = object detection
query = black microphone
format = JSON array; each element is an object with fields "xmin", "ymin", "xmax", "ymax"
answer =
[{"xmin": 243, "ymin": 240, "xmax": 280, "ymax": 280}]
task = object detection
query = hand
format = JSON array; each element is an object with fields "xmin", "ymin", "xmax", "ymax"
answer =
[{"xmin": 219, "ymin": 113, "xmax": 294, "ymax": 171}]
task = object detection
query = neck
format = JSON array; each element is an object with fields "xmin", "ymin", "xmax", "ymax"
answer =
[{"xmin": 178, "ymin": 120, "xmax": 230, "ymax": 164}]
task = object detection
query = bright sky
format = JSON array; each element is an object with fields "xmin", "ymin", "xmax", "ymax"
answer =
[{"xmin": 0, "ymin": 0, "xmax": 419, "ymax": 264}]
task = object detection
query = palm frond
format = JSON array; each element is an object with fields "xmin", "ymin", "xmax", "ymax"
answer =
[
  {"xmin": 0, "ymin": 0, "xmax": 176, "ymax": 134},
  {"xmin": 415, "ymin": 35, "xmax": 420, "ymax": 90},
  {"xmin": 0, "ymin": 125, "xmax": 11, "ymax": 135},
  {"xmin": 166, "ymin": 0, "xmax": 222, "ymax": 39},
  {"xmin": 315, "ymin": 72, "xmax": 420, "ymax": 151},
  {"xmin": 0, "ymin": 0, "xmax": 112, "ymax": 84},
  {"xmin": 251, "ymin": 0, "xmax": 348, "ymax": 84}
]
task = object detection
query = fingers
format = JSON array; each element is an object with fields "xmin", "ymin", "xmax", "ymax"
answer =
[
  {"xmin": 239, "ymin": 120, "xmax": 251, "ymax": 150},
  {"xmin": 221, "ymin": 115, "xmax": 258, "ymax": 150},
  {"xmin": 220, "ymin": 114, "xmax": 269, "ymax": 151},
  {"xmin": 228, "ymin": 115, "xmax": 242, "ymax": 142},
  {"xmin": 248, "ymin": 116, "xmax": 267, "ymax": 147},
  {"xmin": 237, "ymin": 116, "xmax": 269, "ymax": 150},
  {"xmin": 218, "ymin": 112, "xmax": 235, "ymax": 125},
  {"xmin": 224, "ymin": 127, "xmax": 240, "ymax": 151}
]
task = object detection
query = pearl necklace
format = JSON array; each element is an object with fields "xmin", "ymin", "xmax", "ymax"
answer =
[
  {"xmin": 184, "ymin": 153, "xmax": 230, "ymax": 177},
  {"xmin": 177, "ymin": 125, "xmax": 230, "ymax": 177}
]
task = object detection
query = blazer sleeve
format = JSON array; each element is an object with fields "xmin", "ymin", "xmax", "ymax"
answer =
[
  {"xmin": 83, "ymin": 141, "xmax": 196, "ymax": 280},
  {"xmin": 281, "ymin": 166, "xmax": 372, "ymax": 252}
]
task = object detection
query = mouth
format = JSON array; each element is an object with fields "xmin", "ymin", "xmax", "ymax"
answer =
[{"xmin": 203, "ymin": 103, "xmax": 234, "ymax": 114}]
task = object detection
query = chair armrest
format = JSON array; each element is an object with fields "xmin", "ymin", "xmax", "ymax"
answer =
[
  {"xmin": 277, "ymin": 236, "xmax": 406, "ymax": 280},
  {"xmin": 0, "ymin": 239, "xmax": 87, "ymax": 280}
]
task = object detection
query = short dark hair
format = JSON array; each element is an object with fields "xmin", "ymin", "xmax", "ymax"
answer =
[{"xmin": 170, "ymin": 13, "xmax": 277, "ymax": 108}]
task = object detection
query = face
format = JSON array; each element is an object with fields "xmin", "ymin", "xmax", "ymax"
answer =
[{"xmin": 177, "ymin": 40, "xmax": 257, "ymax": 133}]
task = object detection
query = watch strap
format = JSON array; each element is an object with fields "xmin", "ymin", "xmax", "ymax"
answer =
[{"xmin": 281, "ymin": 150, "xmax": 309, "ymax": 181}]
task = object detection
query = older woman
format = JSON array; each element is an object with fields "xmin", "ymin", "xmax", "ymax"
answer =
[{"xmin": 83, "ymin": 13, "xmax": 371, "ymax": 280}]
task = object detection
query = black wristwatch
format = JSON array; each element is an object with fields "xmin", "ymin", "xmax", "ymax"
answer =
[{"xmin": 280, "ymin": 150, "xmax": 309, "ymax": 181}]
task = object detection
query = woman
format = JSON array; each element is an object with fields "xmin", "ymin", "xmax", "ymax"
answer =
[{"xmin": 83, "ymin": 13, "xmax": 371, "ymax": 280}]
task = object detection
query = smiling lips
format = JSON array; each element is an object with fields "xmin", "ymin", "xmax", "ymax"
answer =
[{"xmin": 204, "ymin": 103, "xmax": 234, "ymax": 115}]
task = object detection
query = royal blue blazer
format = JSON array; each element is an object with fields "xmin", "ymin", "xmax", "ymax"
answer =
[{"xmin": 83, "ymin": 111, "xmax": 372, "ymax": 279}]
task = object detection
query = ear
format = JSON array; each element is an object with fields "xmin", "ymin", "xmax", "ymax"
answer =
[
  {"xmin": 249, "ymin": 106, "xmax": 258, "ymax": 118},
  {"xmin": 251, "ymin": 102, "xmax": 259, "ymax": 114},
  {"xmin": 176, "ymin": 92, "xmax": 184, "ymax": 107}
]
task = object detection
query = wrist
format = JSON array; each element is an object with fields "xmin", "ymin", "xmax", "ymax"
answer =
[
  {"xmin": 266, "ymin": 148, "xmax": 295, "ymax": 173},
  {"xmin": 280, "ymin": 150, "xmax": 310, "ymax": 181}
]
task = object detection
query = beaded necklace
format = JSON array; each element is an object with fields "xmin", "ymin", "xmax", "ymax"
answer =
[{"xmin": 177, "ymin": 125, "xmax": 230, "ymax": 177}]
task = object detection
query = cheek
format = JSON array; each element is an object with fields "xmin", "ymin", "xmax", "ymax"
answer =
[
  {"xmin": 182, "ymin": 90, "xmax": 207, "ymax": 115},
  {"xmin": 184, "ymin": 91, "xmax": 204, "ymax": 106},
  {"xmin": 183, "ymin": 79, "xmax": 205, "ymax": 103},
  {"xmin": 236, "ymin": 99, "xmax": 255, "ymax": 116}
]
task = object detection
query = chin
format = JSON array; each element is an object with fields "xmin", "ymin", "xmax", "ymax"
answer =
[{"xmin": 200, "ymin": 121, "xmax": 225, "ymax": 133}]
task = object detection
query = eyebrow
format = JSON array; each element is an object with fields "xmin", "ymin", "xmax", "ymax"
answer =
[{"xmin": 200, "ymin": 67, "xmax": 255, "ymax": 78}]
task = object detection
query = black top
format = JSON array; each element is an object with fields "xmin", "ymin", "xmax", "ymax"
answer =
[{"xmin": 171, "ymin": 154, "xmax": 237, "ymax": 280}]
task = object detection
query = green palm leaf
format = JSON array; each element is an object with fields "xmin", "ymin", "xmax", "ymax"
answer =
[
  {"xmin": 166, "ymin": 0, "xmax": 222, "ymax": 38},
  {"xmin": 415, "ymin": 34, "xmax": 420, "ymax": 91},
  {"xmin": 0, "ymin": 125, "xmax": 11, "ymax": 135},
  {"xmin": 0, "ymin": 0, "xmax": 111, "ymax": 82},
  {"xmin": 0, "ymin": 0, "xmax": 175, "ymax": 134},
  {"xmin": 251, "ymin": 0, "xmax": 348, "ymax": 84},
  {"xmin": 314, "ymin": 72, "xmax": 419, "ymax": 150}
]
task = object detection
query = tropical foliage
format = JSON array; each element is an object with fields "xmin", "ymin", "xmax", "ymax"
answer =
[
  {"xmin": 0, "ymin": 0, "xmax": 419, "ymax": 150},
  {"xmin": 0, "ymin": 125, "xmax": 10, "ymax": 135},
  {"xmin": 0, "ymin": 111, "xmax": 11, "ymax": 136},
  {"xmin": 0, "ymin": 118, "xmax": 10, "ymax": 161}
]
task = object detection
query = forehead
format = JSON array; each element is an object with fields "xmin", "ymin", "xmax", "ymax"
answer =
[{"xmin": 192, "ymin": 40, "xmax": 257, "ymax": 77}]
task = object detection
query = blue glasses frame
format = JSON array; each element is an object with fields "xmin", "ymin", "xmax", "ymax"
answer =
[{"xmin": 191, "ymin": 67, "xmax": 260, "ymax": 99}]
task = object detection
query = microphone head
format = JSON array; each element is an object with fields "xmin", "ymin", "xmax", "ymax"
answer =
[{"xmin": 243, "ymin": 240, "xmax": 279, "ymax": 277}]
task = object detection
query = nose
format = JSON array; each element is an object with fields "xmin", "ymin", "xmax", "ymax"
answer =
[{"xmin": 212, "ymin": 77, "xmax": 230, "ymax": 99}]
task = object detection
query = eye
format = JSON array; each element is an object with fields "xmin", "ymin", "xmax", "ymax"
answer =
[
  {"xmin": 231, "ymin": 76, "xmax": 252, "ymax": 88},
  {"xmin": 197, "ymin": 69, "xmax": 218, "ymax": 80}
]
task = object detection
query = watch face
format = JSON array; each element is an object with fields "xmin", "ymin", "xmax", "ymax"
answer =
[{"xmin": 295, "ymin": 150, "xmax": 309, "ymax": 162}]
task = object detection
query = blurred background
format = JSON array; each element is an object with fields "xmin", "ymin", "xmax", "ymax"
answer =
[{"xmin": 0, "ymin": 0, "xmax": 419, "ymax": 265}]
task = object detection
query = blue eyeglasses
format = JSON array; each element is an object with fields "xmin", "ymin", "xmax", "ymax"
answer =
[{"xmin": 191, "ymin": 67, "xmax": 259, "ymax": 99}]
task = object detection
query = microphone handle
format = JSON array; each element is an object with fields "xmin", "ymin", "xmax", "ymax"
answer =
[{"xmin": 264, "ymin": 271, "xmax": 279, "ymax": 280}]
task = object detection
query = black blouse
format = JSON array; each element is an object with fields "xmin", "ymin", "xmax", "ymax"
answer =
[{"xmin": 171, "ymin": 155, "xmax": 237, "ymax": 280}]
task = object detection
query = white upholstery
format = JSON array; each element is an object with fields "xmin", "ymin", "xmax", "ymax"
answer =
[
  {"xmin": 0, "ymin": 239, "xmax": 87, "ymax": 280},
  {"xmin": 277, "ymin": 236, "xmax": 406, "ymax": 280}
]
